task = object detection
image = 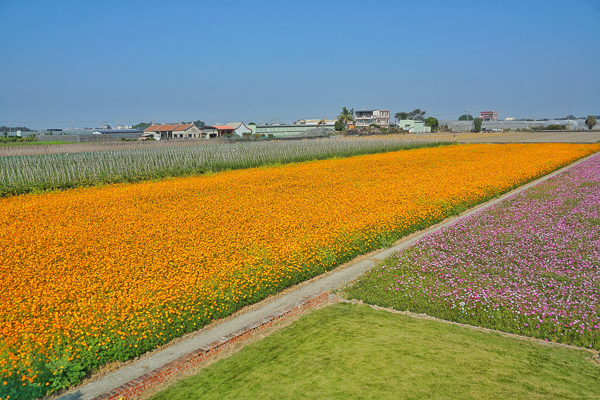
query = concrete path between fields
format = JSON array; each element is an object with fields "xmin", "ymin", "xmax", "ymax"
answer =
[{"xmin": 57, "ymin": 149, "xmax": 600, "ymax": 400}]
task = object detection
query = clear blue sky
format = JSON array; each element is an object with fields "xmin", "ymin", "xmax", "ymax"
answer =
[{"xmin": 1, "ymin": 0, "xmax": 599, "ymax": 129}]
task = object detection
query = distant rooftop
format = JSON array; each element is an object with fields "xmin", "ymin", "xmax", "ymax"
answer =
[
  {"xmin": 144, "ymin": 124, "xmax": 195, "ymax": 132},
  {"xmin": 93, "ymin": 129, "xmax": 142, "ymax": 134},
  {"xmin": 202, "ymin": 126, "xmax": 235, "ymax": 130},
  {"xmin": 355, "ymin": 109, "xmax": 388, "ymax": 113}
]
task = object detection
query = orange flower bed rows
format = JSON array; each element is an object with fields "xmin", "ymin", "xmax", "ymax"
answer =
[{"xmin": 1, "ymin": 143, "xmax": 598, "ymax": 398}]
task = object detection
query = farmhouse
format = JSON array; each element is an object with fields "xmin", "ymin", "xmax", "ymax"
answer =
[
  {"xmin": 144, "ymin": 124, "xmax": 202, "ymax": 139},
  {"xmin": 355, "ymin": 109, "xmax": 390, "ymax": 128},
  {"xmin": 201, "ymin": 126, "xmax": 235, "ymax": 138}
]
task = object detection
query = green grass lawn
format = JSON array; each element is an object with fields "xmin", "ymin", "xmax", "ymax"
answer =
[
  {"xmin": 0, "ymin": 140, "xmax": 72, "ymax": 146},
  {"xmin": 150, "ymin": 303, "xmax": 600, "ymax": 400}
]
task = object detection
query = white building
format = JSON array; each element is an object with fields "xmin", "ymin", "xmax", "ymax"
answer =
[
  {"xmin": 397, "ymin": 120, "xmax": 430, "ymax": 134},
  {"xmin": 480, "ymin": 111, "xmax": 499, "ymax": 121},
  {"xmin": 355, "ymin": 109, "xmax": 390, "ymax": 128},
  {"xmin": 226, "ymin": 122, "xmax": 254, "ymax": 137},
  {"xmin": 144, "ymin": 123, "xmax": 202, "ymax": 139}
]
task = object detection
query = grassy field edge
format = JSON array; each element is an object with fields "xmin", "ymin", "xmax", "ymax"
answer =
[{"xmin": 149, "ymin": 303, "xmax": 600, "ymax": 400}]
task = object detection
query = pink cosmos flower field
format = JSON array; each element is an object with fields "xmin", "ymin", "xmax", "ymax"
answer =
[{"xmin": 347, "ymin": 153, "xmax": 600, "ymax": 349}]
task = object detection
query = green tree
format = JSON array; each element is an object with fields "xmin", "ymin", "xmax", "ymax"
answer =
[
  {"xmin": 474, "ymin": 118, "xmax": 482, "ymax": 133},
  {"xmin": 424, "ymin": 117, "xmax": 439, "ymax": 132},
  {"xmin": 544, "ymin": 124, "xmax": 567, "ymax": 131},
  {"xmin": 458, "ymin": 114, "xmax": 474, "ymax": 121},
  {"xmin": 334, "ymin": 120, "xmax": 345, "ymax": 131},
  {"xmin": 408, "ymin": 109, "xmax": 426, "ymax": 121},
  {"xmin": 193, "ymin": 120, "xmax": 205, "ymax": 128},
  {"xmin": 395, "ymin": 112, "xmax": 409, "ymax": 121},
  {"xmin": 585, "ymin": 115, "xmax": 597, "ymax": 130},
  {"xmin": 133, "ymin": 122, "xmax": 152, "ymax": 130},
  {"xmin": 338, "ymin": 107, "xmax": 355, "ymax": 130}
]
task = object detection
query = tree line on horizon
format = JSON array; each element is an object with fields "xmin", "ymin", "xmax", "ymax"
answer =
[
  {"xmin": 0, "ymin": 126, "xmax": 31, "ymax": 132},
  {"xmin": 132, "ymin": 120, "xmax": 206, "ymax": 131}
]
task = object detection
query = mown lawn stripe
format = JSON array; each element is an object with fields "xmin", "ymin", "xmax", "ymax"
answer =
[{"xmin": 151, "ymin": 303, "xmax": 600, "ymax": 400}]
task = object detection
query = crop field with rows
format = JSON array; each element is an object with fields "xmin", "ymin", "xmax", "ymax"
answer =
[
  {"xmin": 0, "ymin": 138, "xmax": 450, "ymax": 197},
  {"xmin": 346, "ymin": 152, "xmax": 600, "ymax": 350},
  {"xmin": 1, "ymin": 143, "xmax": 598, "ymax": 399}
]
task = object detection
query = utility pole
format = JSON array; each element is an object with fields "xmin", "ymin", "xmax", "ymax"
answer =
[
  {"xmin": 567, "ymin": 111, "xmax": 570, "ymax": 130},
  {"xmin": 466, "ymin": 109, "xmax": 469, "ymax": 132}
]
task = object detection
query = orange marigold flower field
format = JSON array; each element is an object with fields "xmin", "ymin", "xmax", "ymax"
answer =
[{"xmin": 1, "ymin": 143, "xmax": 599, "ymax": 398}]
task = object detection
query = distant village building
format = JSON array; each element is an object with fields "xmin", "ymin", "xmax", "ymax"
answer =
[
  {"xmin": 92, "ymin": 129, "xmax": 142, "ymax": 135},
  {"xmin": 397, "ymin": 120, "xmax": 430, "ymax": 134},
  {"xmin": 144, "ymin": 123, "xmax": 202, "ymax": 139},
  {"xmin": 355, "ymin": 109, "xmax": 390, "ymax": 128},
  {"xmin": 255, "ymin": 119, "xmax": 336, "ymax": 137},
  {"xmin": 293, "ymin": 119, "xmax": 337, "ymax": 125},
  {"xmin": 225, "ymin": 122, "xmax": 254, "ymax": 137},
  {"xmin": 172, "ymin": 124, "xmax": 202, "ymax": 138},
  {"xmin": 201, "ymin": 126, "xmax": 235, "ymax": 138},
  {"xmin": 479, "ymin": 111, "xmax": 499, "ymax": 121}
]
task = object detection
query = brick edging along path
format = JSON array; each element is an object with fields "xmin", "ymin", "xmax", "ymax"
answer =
[{"xmin": 91, "ymin": 292, "xmax": 330, "ymax": 400}]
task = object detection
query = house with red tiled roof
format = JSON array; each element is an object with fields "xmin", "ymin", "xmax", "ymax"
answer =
[
  {"xmin": 144, "ymin": 125, "xmax": 162, "ymax": 132},
  {"xmin": 172, "ymin": 123, "xmax": 202, "ymax": 139},
  {"xmin": 144, "ymin": 123, "xmax": 202, "ymax": 140},
  {"xmin": 200, "ymin": 126, "xmax": 235, "ymax": 139}
]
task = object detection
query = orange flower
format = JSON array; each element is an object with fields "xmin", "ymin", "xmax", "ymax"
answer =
[{"xmin": 0, "ymin": 143, "xmax": 598, "ymax": 387}]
